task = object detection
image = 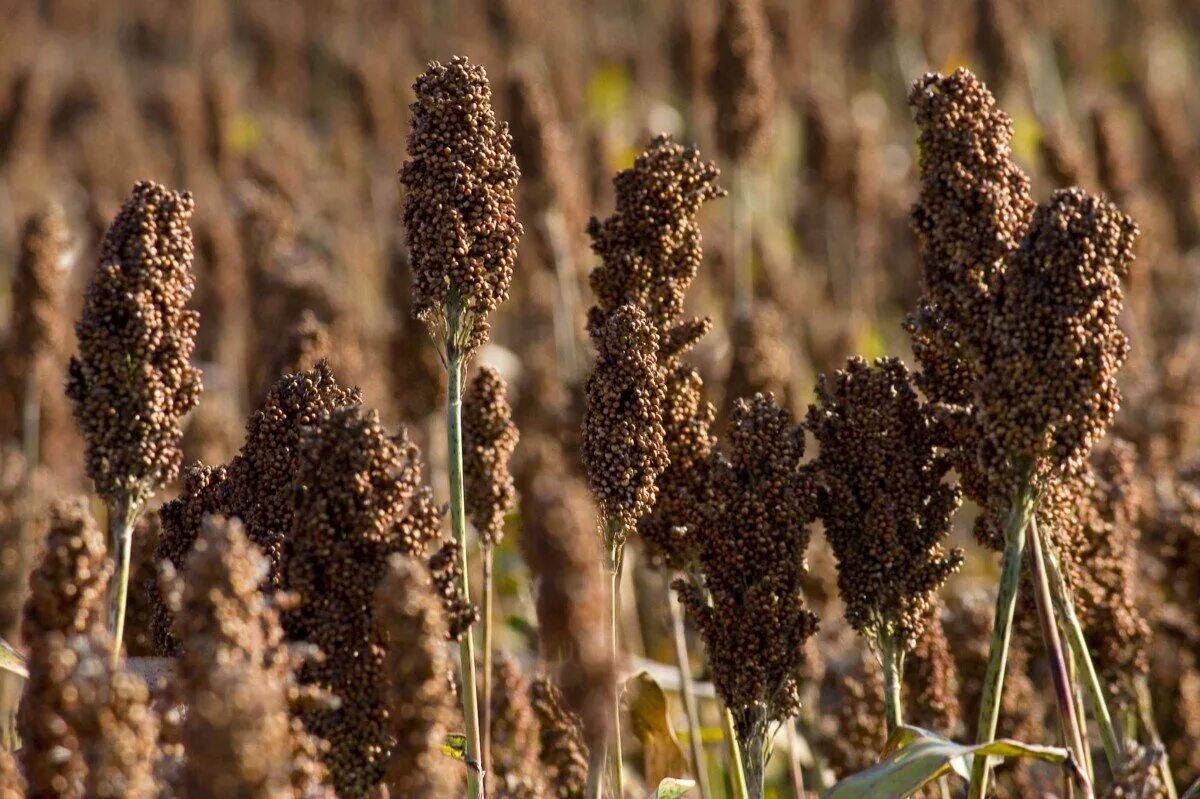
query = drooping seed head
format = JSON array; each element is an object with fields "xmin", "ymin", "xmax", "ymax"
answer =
[
  {"xmin": 67, "ymin": 180, "xmax": 202, "ymax": 509},
  {"xmin": 401, "ymin": 56, "xmax": 522, "ymax": 360}
]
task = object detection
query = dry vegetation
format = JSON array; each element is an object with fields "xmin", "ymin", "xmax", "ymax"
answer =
[{"xmin": 0, "ymin": 1, "xmax": 1198, "ymax": 797}]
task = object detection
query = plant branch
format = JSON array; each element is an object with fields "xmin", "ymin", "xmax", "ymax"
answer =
[{"xmin": 667, "ymin": 576, "xmax": 712, "ymax": 799}]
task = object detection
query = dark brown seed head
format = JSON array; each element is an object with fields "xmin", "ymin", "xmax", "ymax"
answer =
[
  {"xmin": 376, "ymin": 554, "xmax": 459, "ymax": 799},
  {"xmin": 11, "ymin": 204, "xmax": 69, "ymax": 370},
  {"xmin": 516, "ymin": 439, "xmax": 612, "ymax": 751},
  {"xmin": 530, "ymin": 675, "xmax": 590, "ymax": 799},
  {"xmin": 464, "ymin": 365, "xmax": 519, "ymax": 547},
  {"xmin": 581, "ymin": 305, "xmax": 669, "ymax": 541},
  {"xmin": 676, "ymin": 394, "xmax": 818, "ymax": 747},
  {"xmin": 489, "ymin": 654, "xmax": 547, "ymax": 799},
  {"xmin": 807, "ymin": 357, "xmax": 964, "ymax": 651},
  {"xmin": 401, "ymin": 55, "xmax": 522, "ymax": 360},
  {"xmin": 153, "ymin": 361, "xmax": 361, "ymax": 653},
  {"xmin": 283, "ymin": 405, "xmax": 453, "ymax": 798},
  {"xmin": 586, "ymin": 134, "xmax": 723, "ymax": 345},
  {"xmin": 710, "ymin": 0, "xmax": 775, "ymax": 163},
  {"xmin": 66, "ymin": 180, "xmax": 203, "ymax": 508},
  {"xmin": 506, "ymin": 62, "xmax": 579, "ymax": 243},
  {"xmin": 22, "ymin": 498, "xmax": 110, "ymax": 647},
  {"xmin": 264, "ymin": 309, "xmax": 332, "ymax": 391}
]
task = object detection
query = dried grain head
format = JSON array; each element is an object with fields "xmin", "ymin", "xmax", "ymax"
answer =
[
  {"xmin": 264, "ymin": 309, "xmax": 332, "ymax": 390},
  {"xmin": 710, "ymin": 0, "xmax": 775, "ymax": 162},
  {"xmin": 905, "ymin": 605, "xmax": 961, "ymax": 736},
  {"xmin": 283, "ymin": 405, "xmax": 453, "ymax": 797},
  {"xmin": 490, "ymin": 654, "xmax": 546, "ymax": 799},
  {"xmin": 516, "ymin": 438, "xmax": 612, "ymax": 751},
  {"xmin": 464, "ymin": 365, "xmax": 519, "ymax": 547},
  {"xmin": 506, "ymin": 62, "xmax": 578, "ymax": 234},
  {"xmin": 401, "ymin": 56, "xmax": 521, "ymax": 360},
  {"xmin": 21, "ymin": 498, "xmax": 110, "ymax": 646},
  {"xmin": 725, "ymin": 300, "xmax": 792, "ymax": 413},
  {"xmin": 376, "ymin": 554, "xmax": 460, "ymax": 799},
  {"xmin": 67, "ymin": 180, "xmax": 202, "ymax": 509},
  {"xmin": 388, "ymin": 245, "xmax": 444, "ymax": 423},
  {"xmin": 586, "ymin": 135, "xmax": 723, "ymax": 344},
  {"xmin": 11, "ymin": 204, "xmax": 69, "ymax": 370},
  {"xmin": 581, "ymin": 305, "xmax": 669, "ymax": 541},
  {"xmin": 530, "ymin": 674, "xmax": 589, "ymax": 799},
  {"xmin": 807, "ymin": 357, "xmax": 964, "ymax": 651},
  {"xmin": 978, "ymin": 188, "xmax": 1137, "ymax": 485},
  {"xmin": 676, "ymin": 394, "xmax": 818, "ymax": 745}
]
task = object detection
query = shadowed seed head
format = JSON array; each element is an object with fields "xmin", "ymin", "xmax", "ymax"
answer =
[
  {"xmin": 710, "ymin": 0, "xmax": 775, "ymax": 163},
  {"xmin": 463, "ymin": 365, "xmax": 519, "ymax": 547}
]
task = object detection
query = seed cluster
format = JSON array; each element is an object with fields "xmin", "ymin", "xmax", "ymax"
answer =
[
  {"xmin": 676, "ymin": 394, "xmax": 819, "ymax": 743},
  {"xmin": 463, "ymin": 365, "xmax": 519, "ymax": 547},
  {"xmin": 282, "ymin": 406, "xmax": 447, "ymax": 798},
  {"xmin": 154, "ymin": 361, "xmax": 362, "ymax": 653},
  {"xmin": 489, "ymin": 654, "xmax": 547, "ymax": 799},
  {"xmin": 21, "ymin": 499, "xmax": 110, "ymax": 646},
  {"xmin": 516, "ymin": 439, "xmax": 612, "ymax": 749},
  {"xmin": 170, "ymin": 515, "xmax": 332, "ymax": 799},
  {"xmin": 376, "ymin": 555, "xmax": 460, "ymax": 799},
  {"xmin": 10, "ymin": 205, "xmax": 68, "ymax": 370},
  {"xmin": 581, "ymin": 305, "xmax": 669, "ymax": 540},
  {"xmin": 66, "ymin": 180, "xmax": 202, "ymax": 508},
  {"xmin": 710, "ymin": 0, "xmax": 775, "ymax": 163},
  {"xmin": 807, "ymin": 357, "xmax": 964, "ymax": 651},
  {"xmin": 725, "ymin": 301, "xmax": 792, "ymax": 413},
  {"xmin": 401, "ymin": 55, "xmax": 522, "ymax": 359},
  {"xmin": 529, "ymin": 675, "xmax": 589, "ymax": 799},
  {"xmin": 388, "ymin": 247, "xmax": 444, "ymax": 424}
]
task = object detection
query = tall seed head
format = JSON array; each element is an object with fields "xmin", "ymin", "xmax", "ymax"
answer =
[
  {"xmin": 11, "ymin": 204, "xmax": 69, "ymax": 371},
  {"xmin": 401, "ymin": 55, "xmax": 522, "ymax": 360},
  {"xmin": 66, "ymin": 180, "xmax": 202, "ymax": 508},
  {"xmin": 463, "ymin": 365, "xmax": 519, "ymax": 547},
  {"xmin": 710, "ymin": 0, "xmax": 775, "ymax": 163}
]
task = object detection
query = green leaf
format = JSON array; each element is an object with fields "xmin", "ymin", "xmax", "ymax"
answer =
[
  {"xmin": 439, "ymin": 733, "xmax": 481, "ymax": 773},
  {"xmin": 0, "ymin": 638, "xmax": 26, "ymax": 679},
  {"xmin": 676, "ymin": 726, "xmax": 727, "ymax": 746},
  {"xmin": 646, "ymin": 777, "xmax": 695, "ymax": 799},
  {"xmin": 823, "ymin": 725, "xmax": 1072, "ymax": 799},
  {"xmin": 626, "ymin": 671, "xmax": 689, "ymax": 785}
]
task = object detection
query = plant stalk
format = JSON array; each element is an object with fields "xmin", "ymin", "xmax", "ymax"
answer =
[
  {"xmin": 723, "ymin": 708, "xmax": 750, "ymax": 799},
  {"xmin": 481, "ymin": 542, "xmax": 495, "ymax": 785},
  {"xmin": 1026, "ymin": 517, "xmax": 1093, "ymax": 799},
  {"xmin": 1038, "ymin": 525, "xmax": 1122, "ymax": 771},
  {"xmin": 967, "ymin": 478, "xmax": 1035, "ymax": 799},
  {"xmin": 784, "ymin": 720, "xmax": 806, "ymax": 798},
  {"xmin": 448, "ymin": 352, "xmax": 487, "ymax": 799},
  {"xmin": 880, "ymin": 630, "xmax": 905, "ymax": 736},
  {"xmin": 667, "ymin": 578, "xmax": 712, "ymax": 799},
  {"xmin": 608, "ymin": 542, "xmax": 625, "ymax": 798},
  {"xmin": 108, "ymin": 496, "xmax": 139, "ymax": 669},
  {"xmin": 1133, "ymin": 675, "xmax": 1179, "ymax": 799}
]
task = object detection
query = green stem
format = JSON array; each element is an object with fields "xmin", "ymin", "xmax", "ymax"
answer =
[
  {"xmin": 967, "ymin": 479, "xmax": 1035, "ymax": 799},
  {"xmin": 668, "ymin": 579, "xmax": 712, "ymax": 799},
  {"xmin": 608, "ymin": 544, "xmax": 625, "ymax": 797},
  {"xmin": 1026, "ymin": 518, "xmax": 1093, "ymax": 798},
  {"xmin": 724, "ymin": 708, "xmax": 750, "ymax": 799},
  {"xmin": 880, "ymin": 630, "xmax": 905, "ymax": 736},
  {"xmin": 448, "ymin": 353, "xmax": 486, "ymax": 799},
  {"xmin": 481, "ymin": 543, "xmax": 495, "ymax": 787},
  {"xmin": 108, "ymin": 497, "xmax": 139, "ymax": 669},
  {"xmin": 1038, "ymin": 525, "xmax": 1121, "ymax": 772}
]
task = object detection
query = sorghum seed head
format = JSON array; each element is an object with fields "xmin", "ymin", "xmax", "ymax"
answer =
[
  {"xmin": 283, "ymin": 405, "xmax": 454, "ymax": 798},
  {"xmin": 11, "ymin": 204, "xmax": 69, "ymax": 370},
  {"xmin": 725, "ymin": 300, "xmax": 792, "ymax": 413},
  {"xmin": 490, "ymin": 654, "xmax": 547, "ymax": 799},
  {"xmin": 464, "ymin": 365, "xmax": 519, "ymax": 547},
  {"xmin": 807, "ymin": 357, "xmax": 964, "ymax": 651},
  {"xmin": 516, "ymin": 438, "xmax": 613, "ymax": 751},
  {"xmin": 676, "ymin": 394, "xmax": 818, "ymax": 747},
  {"xmin": 66, "ymin": 180, "xmax": 203, "ymax": 508},
  {"xmin": 401, "ymin": 55, "xmax": 522, "ymax": 360},
  {"xmin": 22, "ymin": 498, "xmax": 110, "ymax": 647},
  {"xmin": 153, "ymin": 361, "xmax": 362, "ymax": 654},
  {"xmin": 376, "ymin": 554, "xmax": 460, "ymax": 799},
  {"xmin": 710, "ymin": 0, "xmax": 775, "ymax": 163},
  {"xmin": 586, "ymin": 134, "xmax": 723, "ymax": 346},
  {"xmin": 581, "ymin": 305, "xmax": 669, "ymax": 540},
  {"xmin": 530, "ymin": 674, "xmax": 590, "ymax": 799}
]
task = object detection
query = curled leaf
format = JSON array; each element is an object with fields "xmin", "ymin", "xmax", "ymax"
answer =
[
  {"xmin": 823, "ymin": 725, "xmax": 1074, "ymax": 799},
  {"xmin": 627, "ymin": 670, "xmax": 689, "ymax": 785},
  {"xmin": 440, "ymin": 732, "xmax": 482, "ymax": 773},
  {"xmin": 647, "ymin": 777, "xmax": 695, "ymax": 799}
]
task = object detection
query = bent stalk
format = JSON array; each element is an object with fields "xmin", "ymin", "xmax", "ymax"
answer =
[{"xmin": 967, "ymin": 478, "xmax": 1035, "ymax": 799}]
